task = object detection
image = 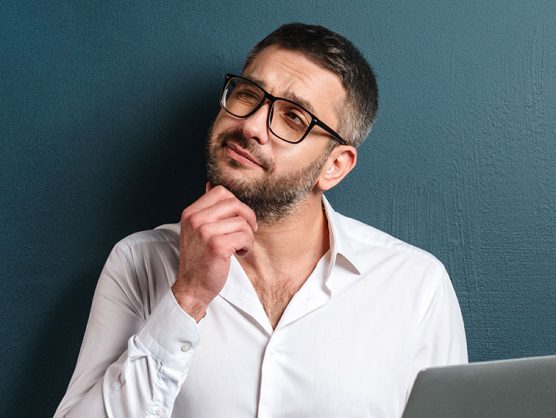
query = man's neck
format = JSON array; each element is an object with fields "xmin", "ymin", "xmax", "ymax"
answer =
[
  {"xmin": 238, "ymin": 192, "xmax": 330, "ymax": 285},
  {"xmin": 237, "ymin": 191, "xmax": 330, "ymax": 328}
]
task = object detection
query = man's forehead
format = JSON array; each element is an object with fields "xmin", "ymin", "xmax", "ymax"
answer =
[{"xmin": 242, "ymin": 46, "xmax": 345, "ymax": 118}]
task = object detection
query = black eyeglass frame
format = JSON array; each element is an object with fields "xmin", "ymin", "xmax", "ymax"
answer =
[{"xmin": 220, "ymin": 73, "xmax": 347, "ymax": 145}]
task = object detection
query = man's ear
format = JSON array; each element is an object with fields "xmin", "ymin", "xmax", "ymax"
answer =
[{"xmin": 316, "ymin": 145, "xmax": 357, "ymax": 191}]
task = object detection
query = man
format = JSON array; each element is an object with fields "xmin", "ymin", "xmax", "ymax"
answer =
[{"xmin": 55, "ymin": 23, "xmax": 467, "ymax": 418}]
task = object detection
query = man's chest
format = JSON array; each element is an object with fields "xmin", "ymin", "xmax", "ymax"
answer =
[
  {"xmin": 250, "ymin": 278, "xmax": 303, "ymax": 329},
  {"xmin": 172, "ymin": 287, "xmax": 420, "ymax": 418}
]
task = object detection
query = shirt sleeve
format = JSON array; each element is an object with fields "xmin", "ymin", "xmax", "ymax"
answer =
[
  {"xmin": 405, "ymin": 265, "xmax": 468, "ymax": 400},
  {"xmin": 54, "ymin": 241, "xmax": 200, "ymax": 418}
]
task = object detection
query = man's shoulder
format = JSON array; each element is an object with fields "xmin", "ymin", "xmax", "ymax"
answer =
[
  {"xmin": 113, "ymin": 223, "xmax": 180, "ymax": 252},
  {"xmin": 333, "ymin": 210, "xmax": 444, "ymax": 270}
]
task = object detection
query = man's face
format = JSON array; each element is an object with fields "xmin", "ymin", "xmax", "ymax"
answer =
[{"xmin": 206, "ymin": 45, "xmax": 346, "ymax": 223}]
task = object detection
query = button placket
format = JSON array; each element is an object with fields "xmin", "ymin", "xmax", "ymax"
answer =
[{"xmin": 257, "ymin": 333, "xmax": 286, "ymax": 417}]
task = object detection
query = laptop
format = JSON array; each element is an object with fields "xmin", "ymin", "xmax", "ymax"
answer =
[{"xmin": 402, "ymin": 355, "xmax": 556, "ymax": 418}]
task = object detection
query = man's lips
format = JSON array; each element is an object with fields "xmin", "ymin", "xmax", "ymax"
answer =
[{"xmin": 224, "ymin": 142, "xmax": 262, "ymax": 167}]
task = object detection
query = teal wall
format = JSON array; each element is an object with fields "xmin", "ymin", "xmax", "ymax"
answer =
[{"xmin": 2, "ymin": 1, "xmax": 555, "ymax": 416}]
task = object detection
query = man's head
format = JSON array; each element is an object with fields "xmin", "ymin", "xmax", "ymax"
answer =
[
  {"xmin": 244, "ymin": 22, "xmax": 378, "ymax": 147},
  {"xmin": 206, "ymin": 23, "xmax": 378, "ymax": 223}
]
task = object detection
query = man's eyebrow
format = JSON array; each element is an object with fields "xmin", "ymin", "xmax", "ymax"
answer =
[
  {"xmin": 283, "ymin": 92, "xmax": 316, "ymax": 115},
  {"xmin": 246, "ymin": 76, "xmax": 316, "ymax": 115}
]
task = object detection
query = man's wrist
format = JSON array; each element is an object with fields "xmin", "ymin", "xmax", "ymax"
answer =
[{"xmin": 171, "ymin": 285, "xmax": 212, "ymax": 322}]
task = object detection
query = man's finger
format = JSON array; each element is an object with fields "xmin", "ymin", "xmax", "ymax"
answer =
[
  {"xmin": 197, "ymin": 216, "xmax": 255, "ymax": 242},
  {"xmin": 189, "ymin": 197, "xmax": 258, "ymax": 233},
  {"xmin": 182, "ymin": 185, "xmax": 237, "ymax": 219},
  {"xmin": 212, "ymin": 231, "xmax": 255, "ymax": 258}
]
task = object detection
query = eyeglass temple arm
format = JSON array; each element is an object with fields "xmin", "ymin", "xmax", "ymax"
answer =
[{"xmin": 314, "ymin": 119, "xmax": 348, "ymax": 145}]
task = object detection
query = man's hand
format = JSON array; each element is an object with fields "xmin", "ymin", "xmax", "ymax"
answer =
[{"xmin": 171, "ymin": 185, "xmax": 257, "ymax": 321}]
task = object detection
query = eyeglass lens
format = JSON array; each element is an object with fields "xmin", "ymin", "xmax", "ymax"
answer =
[{"xmin": 222, "ymin": 77, "xmax": 312, "ymax": 143}]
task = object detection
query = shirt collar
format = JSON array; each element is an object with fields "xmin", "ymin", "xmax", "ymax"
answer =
[
  {"xmin": 322, "ymin": 195, "xmax": 362, "ymax": 276},
  {"xmin": 157, "ymin": 196, "xmax": 362, "ymax": 277}
]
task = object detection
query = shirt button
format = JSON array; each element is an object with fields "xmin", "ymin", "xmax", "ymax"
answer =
[{"xmin": 181, "ymin": 342, "xmax": 192, "ymax": 352}]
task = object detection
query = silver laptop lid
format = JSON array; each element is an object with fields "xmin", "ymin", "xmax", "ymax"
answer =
[{"xmin": 402, "ymin": 355, "xmax": 556, "ymax": 418}]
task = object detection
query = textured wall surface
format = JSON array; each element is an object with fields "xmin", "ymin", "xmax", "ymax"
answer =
[{"xmin": 2, "ymin": 1, "xmax": 555, "ymax": 416}]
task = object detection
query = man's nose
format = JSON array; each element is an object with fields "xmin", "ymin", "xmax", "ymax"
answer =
[{"xmin": 240, "ymin": 101, "xmax": 271, "ymax": 145}]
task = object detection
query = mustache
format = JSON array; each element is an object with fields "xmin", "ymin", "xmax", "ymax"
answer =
[{"xmin": 217, "ymin": 130, "xmax": 273, "ymax": 171}]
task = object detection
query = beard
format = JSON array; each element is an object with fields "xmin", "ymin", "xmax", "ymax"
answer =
[{"xmin": 206, "ymin": 127, "xmax": 335, "ymax": 224}]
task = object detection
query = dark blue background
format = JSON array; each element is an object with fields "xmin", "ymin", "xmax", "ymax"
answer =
[{"xmin": 2, "ymin": 1, "xmax": 555, "ymax": 416}]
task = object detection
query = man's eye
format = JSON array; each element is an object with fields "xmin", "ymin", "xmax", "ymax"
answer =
[
  {"xmin": 287, "ymin": 112, "xmax": 303, "ymax": 124},
  {"xmin": 284, "ymin": 109, "xmax": 309, "ymax": 128},
  {"xmin": 235, "ymin": 88, "xmax": 260, "ymax": 102}
]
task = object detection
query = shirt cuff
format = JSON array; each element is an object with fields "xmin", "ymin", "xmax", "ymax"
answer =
[{"xmin": 137, "ymin": 290, "xmax": 201, "ymax": 370}]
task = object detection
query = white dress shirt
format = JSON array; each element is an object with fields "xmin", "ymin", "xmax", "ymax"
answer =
[{"xmin": 55, "ymin": 197, "xmax": 467, "ymax": 418}]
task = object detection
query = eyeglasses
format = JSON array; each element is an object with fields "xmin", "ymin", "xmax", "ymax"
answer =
[{"xmin": 220, "ymin": 74, "xmax": 347, "ymax": 145}]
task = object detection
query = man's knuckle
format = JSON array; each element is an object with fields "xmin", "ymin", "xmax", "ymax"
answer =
[
  {"xmin": 181, "ymin": 208, "xmax": 191, "ymax": 222},
  {"xmin": 224, "ymin": 197, "xmax": 239, "ymax": 209},
  {"xmin": 188, "ymin": 213, "xmax": 202, "ymax": 229},
  {"xmin": 197, "ymin": 224, "xmax": 211, "ymax": 240},
  {"xmin": 207, "ymin": 236, "xmax": 222, "ymax": 253},
  {"xmin": 214, "ymin": 185, "xmax": 230, "ymax": 197}
]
